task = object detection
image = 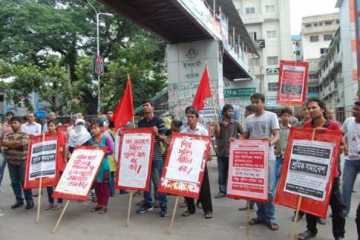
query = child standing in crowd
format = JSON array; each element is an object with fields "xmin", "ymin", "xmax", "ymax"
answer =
[
  {"xmin": 45, "ymin": 120, "xmax": 64, "ymax": 210},
  {"xmin": 90, "ymin": 120, "xmax": 114, "ymax": 214}
]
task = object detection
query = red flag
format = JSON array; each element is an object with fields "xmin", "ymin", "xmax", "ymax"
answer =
[
  {"xmin": 192, "ymin": 65, "xmax": 212, "ymax": 111},
  {"xmin": 113, "ymin": 76, "xmax": 134, "ymax": 129}
]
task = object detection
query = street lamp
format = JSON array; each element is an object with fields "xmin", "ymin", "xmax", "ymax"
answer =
[{"xmin": 86, "ymin": 1, "xmax": 113, "ymax": 113}]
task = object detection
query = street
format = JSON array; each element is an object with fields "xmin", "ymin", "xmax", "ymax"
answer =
[{"xmin": 0, "ymin": 160, "xmax": 358, "ymax": 240}]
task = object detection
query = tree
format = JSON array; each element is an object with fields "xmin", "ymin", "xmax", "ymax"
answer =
[{"xmin": 0, "ymin": 0, "xmax": 166, "ymax": 115}]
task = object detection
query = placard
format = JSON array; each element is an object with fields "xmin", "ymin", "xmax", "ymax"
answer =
[
  {"xmin": 116, "ymin": 128, "xmax": 154, "ymax": 191},
  {"xmin": 158, "ymin": 133, "xmax": 210, "ymax": 198},
  {"xmin": 277, "ymin": 60, "xmax": 309, "ymax": 105},
  {"xmin": 226, "ymin": 140, "xmax": 269, "ymax": 202},
  {"xmin": 284, "ymin": 140, "xmax": 334, "ymax": 201},
  {"xmin": 275, "ymin": 128, "xmax": 342, "ymax": 218},
  {"xmin": 24, "ymin": 134, "xmax": 59, "ymax": 189},
  {"xmin": 53, "ymin": 147, "xmax": 105, "ymax": 201}
]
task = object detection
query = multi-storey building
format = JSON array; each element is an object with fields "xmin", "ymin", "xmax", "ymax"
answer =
[
  {"xmin": 233, "ymin": 0, "xmax": 293, "ymax": 110},
  {"xmin": 301, "ymin": 13, "xmax": 339, "ymax": 98},
  {"xmin": 336, "ymin": 0, "xmax": 360, "ymax": 117}
]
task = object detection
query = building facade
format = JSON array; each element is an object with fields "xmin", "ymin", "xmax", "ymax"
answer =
[
  {"xmin": 233, "ymin": 0, "xmax": 293, "ymax": 110},
  {"xmin": 336, "ymin": 0, "xmax": 360, "ymax": 116},
  {"xmin": 318, "ymin": 29, "xmax": 345, "ymax": 122},
  {"xmin": 300, "ymin": 13, "xmax": 339, "ymax": 99}
]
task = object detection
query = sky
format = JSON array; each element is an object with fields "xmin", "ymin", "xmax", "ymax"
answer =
[{"xmin": 290, "ymin": 0, "xmax": 338, "ymax": 35}]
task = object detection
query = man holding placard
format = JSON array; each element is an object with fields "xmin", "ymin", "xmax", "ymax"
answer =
[
  {"xmin": 243, "ymin": 93, "xmax": 279, "ymax": 231},
  {"xmin": 180, "ymin": 106, "xmax": 213, "ymax": 219},
  {"xmin": 297, "ymin": 98, "xmax": 345, "ymax": 240},
  {"xmin": 136, "ymin": 100, "xmax": 168, "ymax": 218}
]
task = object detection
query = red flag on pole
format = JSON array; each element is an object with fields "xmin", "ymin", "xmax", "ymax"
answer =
[
  {"xmin": 192, "ymin": 65, "xmax": 212, "ymax": 111},
  {"xmin": 113, "ymin": 76, "xmax": 134, "ymax": 130}
]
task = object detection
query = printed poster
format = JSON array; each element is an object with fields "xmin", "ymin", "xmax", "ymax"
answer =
[
  {"xmin": 284, "ymin": 140, "xmax": 334, "ymax": 201},
  {"xmin": 277, "ymin": 60, "xmax": 309, "ymax": 105},
  {"xmin": 24, "ymin": 134, "xmax": 59, "ymax": 189},
  {"xmin": 227, "ymin": 140, "xmax": 269, "ymax": 201}
]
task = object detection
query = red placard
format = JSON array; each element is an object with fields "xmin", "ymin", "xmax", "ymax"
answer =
[
  {"xmin": 53, "ymin": 146, "xmax": 105, "ymax": 201},
  {"xmin": 274, "ymin": 128, "xmax": 342, "ymax": 218},
  {"xmin": 24, "ymin": 133, "xmax": 60, "ymax": 189},
  {"xmin": 226, "ymin": 140, "xmax": 269, "ymax": 202},
  {"xmin": 158, "ymin": 133, "xmax": 211, "ymax": 199},
  {"xmin": 277, "ymin": 60, "xmax": 309, "ymax": 105},
  {"xmin": 116, "ymin": 128, "xmax": 155, "ymax": 191}
]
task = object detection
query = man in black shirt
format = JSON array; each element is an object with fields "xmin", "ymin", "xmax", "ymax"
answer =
[{"xmin": 136, "ymin": 100, "xmax": 168, "ymax": 217}]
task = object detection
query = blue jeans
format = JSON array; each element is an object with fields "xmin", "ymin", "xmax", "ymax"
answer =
[
  {"xmin": 271, "ymin": 155, "xmax": 283, "ymax": 193},
  {"xmin": 144, "ymin": 160, "xmax": 167, "ymax": 211},
  {"xmin": 8, "ymin": 162, "xmax": 33, "ymax": 204},
  {"xmin": 342, "ymin": 159, "xmax": 360, "ymax": 215},
  {"xmin": 217, "ymin": 156, "xmax": 229, "ymax": 194},
  {"xmin": 0, "ymin": 153, "xmax": 6, "ymax": 187},
  {"xmin": 256, "ymin": 159, "xmax": 276, "ymax": 224}
]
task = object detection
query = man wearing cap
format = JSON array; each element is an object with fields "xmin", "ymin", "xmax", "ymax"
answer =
[{"xmin": 3, "ymin": 117, "xmax": 34, "ymax": 209}]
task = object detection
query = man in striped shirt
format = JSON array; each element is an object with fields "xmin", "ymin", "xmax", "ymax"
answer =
[{"xmin": 2, "ymin": 117, "xmax": 34, "ymax": 209}]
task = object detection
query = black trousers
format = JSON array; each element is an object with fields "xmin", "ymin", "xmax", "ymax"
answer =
[
  {"xmin": 356, "ymin": 202, "xmax": 360, "ymax": 239},
  {"xmin": 305, "ymin": 178, "xmax": 346, "ymax": 238},
  {"xmin": 185, "ymin": 166, "xmax": 213, "ymax": 214}
]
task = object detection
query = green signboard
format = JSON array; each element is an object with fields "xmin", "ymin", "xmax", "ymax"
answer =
[{"xmin": 224, "ymin": 88, "xmax": 256, "ymax": 99}]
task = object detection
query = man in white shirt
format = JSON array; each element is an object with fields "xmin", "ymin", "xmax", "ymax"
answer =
[
  {"xmin": 243, "ymin": 93, "xmax": 280, "ymax": 231},
  {"xmin": 21, "ymin": 112, "xmax": 41, "ymax": 136},
  {"xmin": 180, "ymin": 106, "xmax": 213, "ymax": 219},
  {"xmin": 342, "ymin": 100, "xmax": 360, "ymax": 216}
]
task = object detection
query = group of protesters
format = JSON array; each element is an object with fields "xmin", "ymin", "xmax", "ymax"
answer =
[{"xmin": 1, "ymin": 92, "xmax": 360, "ymax": 240}]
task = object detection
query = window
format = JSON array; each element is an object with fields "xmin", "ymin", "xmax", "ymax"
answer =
[
  {"xmin": 319, "ymin": 22, "xmax": 323, "ymax": 26},
  {"xmin": 320, "ymin": 48, "xmax": 328, "ymax": 55},
  {"xmin": 245, "ymin": 7, "xmax": 255, "ymax": 14},
  {"xmin": 314, "ymin": 23, "xmax": 318, "ymax": 27},
  {"xmin": 265, "ymin": 5, "xmax": 275, "ymax": 13},
  {"xmin": 266, "ymin": 30, "xmax": 277, "ymax": 39},
  {"xmin": 324, "ymin": 34, "xmax": 333, "ymax": 41},
  {"xmin": 249, "ymin": 31, "xmax": 257, "ymax": 41},
  {"xmin": 305, "ymin": 23, "xmax": 312, "ymax": 28},
  {"xmin": 336, "ymin": 19, "xmax": 340, "ymax": 24},
  {"xmin": 310, "ymin": 35, "xmax": 319, "ymax": 42},
  {"xmin": 268, "ymin": 82, "xmax": 279, "ymax": 91},
  {"xmin": 267, "ymin": 56, "xmax": 278, "ymax": 65},
  {"xmin": 325, "ymin": 20, "xmax": 333, "ymax": 25}
]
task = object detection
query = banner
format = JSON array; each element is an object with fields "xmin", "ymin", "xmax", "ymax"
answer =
[
  {"xmin": 277, "ymin": 60, "xmax": 309, "ymax": 105},
  {"xmin": 24, "ymin": 134, "xmax": 59, "ymax": 189},
  {"xmin": 275, "ymin": 128, "xmax": 342, "ymax": 218},
  {"xmin": 158, "ymin": 133, "xmax": 210, "ymax": 198},
  {"xmin": 116, "ymin": 128, "xmax": 154, "ymax": 191},
  {"xmin": 53, "ymin": 147, "xmax": 105, "ymax": 201},
  {"xmin": 226, "ymin": 140, "xmax": 269, "ymax": 202}
]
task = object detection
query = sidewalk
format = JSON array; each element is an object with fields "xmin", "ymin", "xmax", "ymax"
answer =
[{"xmin": 0, "ymin": 160, "xmax": 358, "ymax": 240}]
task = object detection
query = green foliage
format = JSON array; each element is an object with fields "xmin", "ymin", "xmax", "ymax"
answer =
[{"xmin": 0, "ymin": 0, "xmax": 166, "ymax": 115}]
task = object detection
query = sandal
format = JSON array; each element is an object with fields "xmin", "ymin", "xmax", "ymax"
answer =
[
  {"xmin": 97, "ymin": 207, "xmax": 107, "ymax": 214},
  {"xmin": 91, "ymin": 206, "xmax": 102, "ymax": 212},
  {"xmin": 248, "ymin": 218, "xmax": 264, "ymax": 225},
  {"xmin": 181, "ymin": 210, "xmax": 194, "ymax": 217},
  {"xmin": 267, "ymin": 222, "xmax": 279, "ymax": 231}
]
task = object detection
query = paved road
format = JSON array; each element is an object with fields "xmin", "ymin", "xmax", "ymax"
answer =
[{"xmin": 0, "ymin": 160, "xmax": 358, "ymax": 240}]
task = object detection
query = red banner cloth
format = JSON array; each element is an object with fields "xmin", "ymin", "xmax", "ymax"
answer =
[
  {"xmin": 113, "ymin": 76, "xmax": 134, "ymax": 130},
  {"xmin": 192, "ymin": 65, "xmax": 212, "ymax": 111}
]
